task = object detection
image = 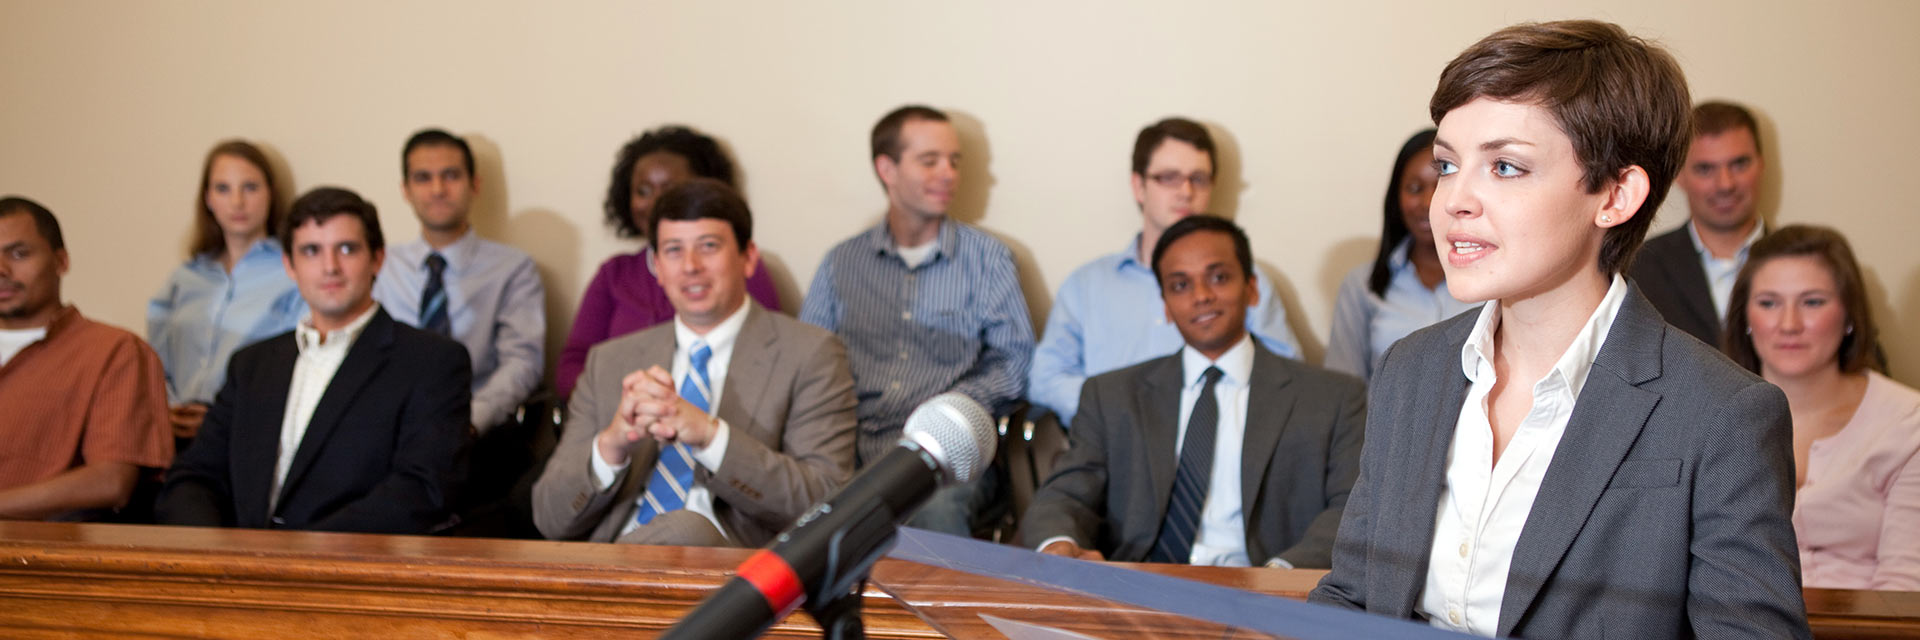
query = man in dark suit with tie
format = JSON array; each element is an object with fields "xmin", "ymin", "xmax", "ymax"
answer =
[
  {"xmin": 1629, "ymin": 101, "xmax": 1768, "ymax": 346},
  {"xmin": 158, "ymin": 187, "xmax": 472, "ymax": 534},
  {"xmin": 1019, "ymin": 215, "xmax": 1365, "ymax": 569}
]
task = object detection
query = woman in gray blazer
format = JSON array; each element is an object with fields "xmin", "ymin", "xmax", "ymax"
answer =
[{"xmin": 1309, "ymin": 20, "xmax": 1810, "ymax": 640}]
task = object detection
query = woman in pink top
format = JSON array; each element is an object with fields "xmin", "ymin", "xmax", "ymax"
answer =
[
  {"xmin": 557, "ymin": 126, "xmax": 781, "ymax": 397},
  {"xmin": 1724, "ymin": 224, "xmax": 1920, "ymax": 590}
]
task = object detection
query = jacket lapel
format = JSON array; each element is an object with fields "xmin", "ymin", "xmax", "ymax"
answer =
[
  {"xmin": 1378, "ymin": 314, "xmax": 1476, "ymax": 616},
  {"xmin": 275, "ymin": 310, "xmax": 395, "ymax": 512},
  {"xmin": 1140, "ymin": 355, "xmax": 1185, "ymax": 531},
  {"xmin": 1239, "ymin": 346, "xmax": 1295, "ymax": 557},
  {"xmin": 1495, "ymin": 289, "xmax": 1666, "ymax": 637},
  {"xmin": 233, "ymin": 335, "xmax": 298, "ymax": 527},
  {"xmin": 712, "ymin": 304, "xmax": 778, "ymax": 455}
]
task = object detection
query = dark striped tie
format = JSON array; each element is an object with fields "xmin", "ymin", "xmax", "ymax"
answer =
[
  {"xmin": 1150, "ymin": 365, "xmax": 1223, "ymax": 564},
  {"xmin": 420, "ymin": 252, "xmax": 450, "ymax": 335}
]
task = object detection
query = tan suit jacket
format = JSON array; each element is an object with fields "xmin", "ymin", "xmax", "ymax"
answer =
[{"xmin": 533, "ymin": 303, "xmax": 858, "ymax": 547}]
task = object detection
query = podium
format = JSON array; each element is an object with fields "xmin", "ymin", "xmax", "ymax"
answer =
[{"xmin": 0, "ymin": 522, "xmax": 1912, "ymax": 638}]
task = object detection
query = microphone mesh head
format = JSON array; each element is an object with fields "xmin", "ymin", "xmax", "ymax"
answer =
[{"xmin": 902, "ymin": 392, "xmax": 997, "ymax": 484}]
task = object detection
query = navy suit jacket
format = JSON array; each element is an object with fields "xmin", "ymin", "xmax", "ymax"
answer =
[
  {"xmin": 1309, "ymin": 287, "xmax": 1809, "ymax": 639},
  {"xmin": 158, "ymin": 308, "xmax": 472, "ymax": 534}
]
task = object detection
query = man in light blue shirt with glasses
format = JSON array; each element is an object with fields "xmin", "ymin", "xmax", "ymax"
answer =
[{"xmin": 1029, "ymin": 118, "xmax": 1299, "ymax": 427}]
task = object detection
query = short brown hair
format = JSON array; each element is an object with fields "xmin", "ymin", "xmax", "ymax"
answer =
[
  {"xmin": 192, "ymin": 140, "xmax": 283, "ymax": 259},
  {"xmin": 870, "ymin": 105, "xmax": 949, "ymax": 163},
  {"xmin": 1692, "ymin": 101, "xmax": 1763, "ymax": 156},
  {"xmin": 1722, "ymin": 225, "xmax": 1882, "ymax": 376},
  {"xmin": 1430, "ymin": 19, "xmax": 1692, "ymax": 276},
  {"xmin": 647, "ymin": 178, "xmax": 753, "ymax": 252},
  {"xmin": 280, "ymin": 187, "xmax": 384, "ymax": 255},
  {"xmin": 1132, "ymin": 118, "xmax": 1216, "ymax": 176}
]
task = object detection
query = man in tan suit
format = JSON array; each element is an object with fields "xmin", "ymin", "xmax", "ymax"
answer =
[{"xmin": 533, "ymin": 178, "xmax": 857, "ymax": 547}]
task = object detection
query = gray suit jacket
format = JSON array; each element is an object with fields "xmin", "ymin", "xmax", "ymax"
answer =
[
  {"xmin": 1309, "ymin": 287, "xmax": 1809, "ymax": 639},
  {"xmin": 1019, "ymin": 342, "xmax": 1366, "ymax": 568},
  {"xmin": 532, "ymin": 303, "xmax": 858, "ymax": 548},
  {"xmin": 1629, "ymin": 225, "xmax": 1724, "ymax": 346}
]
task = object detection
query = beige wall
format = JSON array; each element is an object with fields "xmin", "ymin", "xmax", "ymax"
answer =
[{"xmin": 5, "ymin": 0, "xmax": 1918, "ymax": 387}]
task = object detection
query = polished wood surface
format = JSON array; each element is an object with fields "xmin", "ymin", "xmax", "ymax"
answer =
[{"xmin": 0, "ymin": 522, "xmax": 1913, "ymax": 639}]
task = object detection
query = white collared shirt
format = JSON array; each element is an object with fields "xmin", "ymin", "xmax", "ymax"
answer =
[
  {"xmin": 1035, "ymin": 333, "xmax": 1257, "ymax": 566},
  {"xmin": 0, "ymin": 327, "xmax": 48, "ymax": 366},
  {"xmin": 270, "ymin": 303, "xmax": 380, "ymax": 513},
  {"xmin": 1687, "ymin": 220, "xmax": 1764, "ymax": 323},
  {"xmin": 1419, "ymin": 275, "xmax": 1628, "ymax": 636},
  {"xmin": 592, "ymin": 299, "xmax": 750, "ymax": 538}
]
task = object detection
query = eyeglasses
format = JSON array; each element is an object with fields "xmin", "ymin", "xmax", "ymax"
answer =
[{"xmin": 1148, "ymin": 171, "xmax": 1213, "ymax": 189}]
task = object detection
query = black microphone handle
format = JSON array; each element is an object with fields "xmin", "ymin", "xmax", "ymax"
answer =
[
  {"xmin": 661, "ymin": 577, "xmax": 777, "ymax": 640},
  {"xmin": 663, "ymin": 441, "xmax": 945, "ymax": 639}
]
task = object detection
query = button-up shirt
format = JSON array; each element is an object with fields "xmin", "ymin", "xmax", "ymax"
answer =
[
  {"xmin": 1325, "ymin": 239, "xmax": 1479, "ymax": 383},
  {"xmin": 373, "ymin": 229, "xmax": 546, "ymax": 431},
  {"xmin": 147, "ymin": 239, "xmax": 304, "ymax": 404},
  {"xmin": 1028, "ymin": 234, "xmax": 1300, "ymax": 426},
  {"xmin": 590, "ymin": 299, "xmax": 749, "ymax": 539},
  {"xmin": 1420, "ymin": 274, "xmax": 1627, "ymax": 636},
  {"xmin": 272, "ymin": 303, "xmax": 379, "ymax": 512},
  {"xmin": 799, "ymin": 219, "xmax": 1034, "ymax": 465},
  {"xmin": 1686, "ymin": 220, "xmax": 1764, "ymax": 324}
]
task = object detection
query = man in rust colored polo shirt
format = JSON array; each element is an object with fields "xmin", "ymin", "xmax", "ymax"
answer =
[{"xmin": 0, "ymin": 196, "xmax": 173, "ymax": 520}]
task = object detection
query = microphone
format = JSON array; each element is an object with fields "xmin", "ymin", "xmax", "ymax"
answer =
[{"xmin": 663, "ymin": 392, "xmax": 997, "ymax": 640}]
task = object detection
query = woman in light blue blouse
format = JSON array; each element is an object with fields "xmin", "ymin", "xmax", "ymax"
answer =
[
  {"xmin": 147, "ymin": 140, "xmax": 304, "ymax": 442},
  {"xmin": 1324, "ymin": 129, "xmax": 1477, "ymax": 382}
]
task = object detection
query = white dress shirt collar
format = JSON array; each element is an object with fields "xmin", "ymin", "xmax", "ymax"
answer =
[
  {"xmin": 1181, "ymin": 332, "xmax": 1255, "ymax": 391},
  {"xmin": 1459, "ymin": 274, "xmax": 1629, "ymax": 403},
  {"xmin": 295, "ymin": 303, "xmax": 380, "ymax": 352},
  {"xmin": 673, "ymin": 297, "xmax": 752, "ymax": 365}
]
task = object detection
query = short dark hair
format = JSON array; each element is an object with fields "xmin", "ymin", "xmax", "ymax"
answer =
[
  {"xmin": 870, "ymin": 105, "xmax": 949, "ymax": 163},
  {"xmin": 1369, "ymin": 129, "xmax": 1439, "ymax": 296},
  {"xmin": 1430, "ymin": 19, "xmax": 1692, "ymax": 276},
  {"xmin": 0, "ymin": 196, "xmax": 64, "ymax": 251},
  {"xmin": 280, "ymin": 187, "xmax": 384, "ymax": 254},
  {"xmin": 647, "ymin": 177, "xmax": 753, "ymax": 252},
  {"xmin": 1132, "ymin": 117, "xmax": 1217, "ymax": 176},
  {"xmin": 401, "ymin": 128, "xmax": 475, "ymax": 177},
  {"xmin": 192, "ymin": 139, "xmax": 283, "ymax": 259},
  {"xmin": 1151, "ymin": 214, "xmax": 1253, "ymax": 286},
  {"xmin": 1693, "ymin": 101, "xmax": 1763, "ymax": 156},
  {"xmin": 604, "ymin": 126, "xmax": 738, "ymax": 238},
  {"xmin": 1723, "ymin": 225, "xmax": 1881, "ymax": 376}
]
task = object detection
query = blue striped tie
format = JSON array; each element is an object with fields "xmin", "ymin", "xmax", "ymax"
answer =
[
  {"xmin": 1150, "ymin": 366, "xmax": 1222, "ymax": 564},
  {"xmin": 420, "ymin": 252, "xmax": 450, "ymax": 335},
  {"xmin": 634, "ymin": 342, "xmax": 713, "ymax": 526}
]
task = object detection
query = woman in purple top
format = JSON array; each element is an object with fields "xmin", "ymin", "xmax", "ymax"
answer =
[{"xmin": 557, "ymin": 126, "xmax": 781, "ymax": 397}]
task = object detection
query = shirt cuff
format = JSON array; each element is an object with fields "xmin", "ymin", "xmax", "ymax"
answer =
[
  {"xmin": 1263, "ymin": 557, "xmax": 1294, "ymax": 569},
  {"xmin": 1036, "ymin": 535, "xmax": 1078, "ymax": 554},
  {"xmin": 691, "ymin": 419, "xmax": 730, "ymax": 472},
  {"xmin": 590, "ymin": 444, "xmax": 629, "ymax": 490}
]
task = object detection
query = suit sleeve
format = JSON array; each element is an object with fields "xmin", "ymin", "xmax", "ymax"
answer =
[
  {"xmin": 306, "ymin": 341, "xmax": 472, "ymax": 534},
  {"xmin": 1017, "ymin": 376, "xmax": 1113, "ymax": 551},
  {"xmin": 1686, "ymin": 380, "xmax": 1811, "ymax": 639},
  {"xmin": 532, "ymin": 344, "xmax": 642, "ymax": 540},
  {"xmin": 1308, "ymin": 342, "xmax": 1403, "ymax": 609},
  {"xmin": 157, "ymin": 351, "xmax": 245, "ymax": 528},
  {"xmin": 705, "ymin": 334, "xmax": 858, "ymax": 531},
  {"xmin": 1274, "ymin": 374, "xmax": 1367, "ymax": 569}
]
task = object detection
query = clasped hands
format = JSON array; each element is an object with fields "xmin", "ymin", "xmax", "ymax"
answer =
[{"xmin": 593, "ymin": 365, "xmax": 718, "ymax": 466}]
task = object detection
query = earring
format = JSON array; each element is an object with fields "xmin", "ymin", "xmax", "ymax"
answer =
[
  {"xmin": 1745, "ymin": 327, "xmax": 1753, "ymax": 335},
  {"xmin": 1600, "ymin": 216, "xmax": 1613, "ymax": 224},
  {"xmin": 1847, "ymin": 325, "xmax": 1855, "ymax": 335}
]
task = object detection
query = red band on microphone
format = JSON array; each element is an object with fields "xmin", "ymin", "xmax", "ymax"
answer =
[{"xmin": 737, "ymin": 549, "xmax": 806, "ymax": 616}]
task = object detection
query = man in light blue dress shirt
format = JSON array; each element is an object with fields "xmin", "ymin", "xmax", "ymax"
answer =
[
  {"xmin": 372, "ymin": 129, "xmax": 546, "ymax": 535},
  {"xmin": 801, "ymin": 105, "xmax": 1034, "ymax": 538},
  {"xmin": 1028, "ymin": 118, "xmax": 1299, "ymax": 427}
]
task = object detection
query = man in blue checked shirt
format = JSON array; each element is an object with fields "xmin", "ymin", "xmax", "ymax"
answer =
[
  {"xmin": 800, "ymin": 105, "xmax": 1034, "ymax": 538},
  {"xmin": 1028, "ymin": 117, "xmax": 1300, "ymax": 429}
]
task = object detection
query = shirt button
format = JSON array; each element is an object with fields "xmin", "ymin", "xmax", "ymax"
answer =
[
  {"xmin": 1449, "ymin": 608, "xmax": 1461, "ymax": 625},
  {"xmin": 1458, "ymin": 542, "xmax": 1469, "ymax": 558},
  {"xmin": 899, "ymin": 351, "xmax": 909, "ymax": 360},
  {"xmin": 890, "ymin": 381, "xmax": 901, "ymax": 390},
  {"xmin": 901, "ymin": 311, "xmax": 912, "ymax": 320}
]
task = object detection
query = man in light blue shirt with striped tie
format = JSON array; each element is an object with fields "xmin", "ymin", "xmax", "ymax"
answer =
[{"xmin": 533, "ymin": 178, "xmax": 857, "ymax": 547}]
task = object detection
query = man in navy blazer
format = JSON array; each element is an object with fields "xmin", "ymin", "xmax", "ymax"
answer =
[
  {"xmin": 1020, "ymin": 216, "xmax": 1365, "ymax": 568},
  {"xmin": 158, "ymin": 187, "xmax": 471, "ymax": 534}
]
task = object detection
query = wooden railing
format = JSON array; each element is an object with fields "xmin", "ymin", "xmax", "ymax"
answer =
[{"xmin": 0, "ymin": 522, "xmax": 1911, "ymax": 638}]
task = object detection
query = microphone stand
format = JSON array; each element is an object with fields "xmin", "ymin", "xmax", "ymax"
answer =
[{"xmin": 805, "ymin": 575, "xmax": 867, "ymax": 640}]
